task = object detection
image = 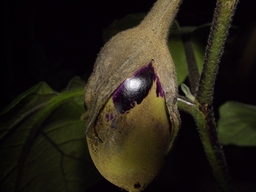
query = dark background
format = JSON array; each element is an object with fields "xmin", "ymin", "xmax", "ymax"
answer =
[
  {"xmin": 1, "ymin": 0, "xmax": 256, "ymax": 191},
  {"xmin": 2, "ymin": 0, "xmax": 256, "ymax": 109}
]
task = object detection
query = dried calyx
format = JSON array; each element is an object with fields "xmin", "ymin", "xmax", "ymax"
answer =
[{"xmin": 83, "ymin": 0, "xmax": 182, "ymax": 191}]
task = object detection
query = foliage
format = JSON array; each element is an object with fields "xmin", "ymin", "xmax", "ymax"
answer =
[
  {"xmin": 0, "ymin": 77, "xmax": 102, "ymax": 191},
  {"xmin": 218, "ymin": 101, "xmax": 256, "ymax": 146},
  {"xmin": 1, "ymin": 8, "xmax": 255, "ymax": 192}
]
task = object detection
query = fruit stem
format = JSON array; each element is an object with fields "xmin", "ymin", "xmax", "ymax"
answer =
[{"xmin": 140, "ymin": 0, "xmax": 182, "ymax": 40}]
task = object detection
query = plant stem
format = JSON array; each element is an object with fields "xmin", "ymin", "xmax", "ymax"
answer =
[
  {"xmin": 196, "ymin": 0, "xmax": 239, "ymax": 105},
  {"xmin": 182, "ymin": 35, "xmax": 200, "ymax": 95},
  {"xmin": 178, "ymin": 1, "xmax": 239, "ymax": 191},
  {"xmin": 178, "ymin": 98, "xmax": 234, "ymax": 192},
  {"xmin": 140, "ymin": 0, "xmax": 182, "ymax": 39}
]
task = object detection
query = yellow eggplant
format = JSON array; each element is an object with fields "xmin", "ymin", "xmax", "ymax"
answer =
[{"xmin": 83, "ymin": 0, "xmax": 181, "ymax": 191}]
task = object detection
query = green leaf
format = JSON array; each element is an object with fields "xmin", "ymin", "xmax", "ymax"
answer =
[
  {"xmin": 0, "ymin": 82, "xmax": 55, "ymax": 116},
  {"xmin": 64, "ymin": 76, "xmax": 86, "ymax": 91},
  {"xmin": 0, "ymin": 77, "xmax": 102, "ymax": 192},
  {"xmin": 168, "ymin": 21, "xmax": 188, "ymax": 85},
  {"xmin": 180, "ymin": 84, "xmax": 195, "ymax": 102},
  {"xmin": 218, "ymin": 101, "xmax": 256, "ymax": 146}
]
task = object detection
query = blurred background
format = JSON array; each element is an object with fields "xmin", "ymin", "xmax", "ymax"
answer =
[{"xmin": 1, "ymin": 0, "xmax": 256, "ymax": 191}]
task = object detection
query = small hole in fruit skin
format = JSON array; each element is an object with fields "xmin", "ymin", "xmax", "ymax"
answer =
[{"xmin": 134, "ymin": 182, "xmax": 141, "ymax": 189}]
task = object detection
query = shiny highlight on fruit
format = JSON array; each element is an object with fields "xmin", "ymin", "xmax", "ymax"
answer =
[
  {"xmin": 87, "ymin": 62, "xmax": 172, "ymax": 191},
  {"xmin": 83, "ymin": 0, "xmax": 182, "ymax": 191}
]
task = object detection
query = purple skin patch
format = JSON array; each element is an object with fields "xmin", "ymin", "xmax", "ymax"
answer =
[
  {"xmin": 104, "ymin": 113, "xmax": 117, "ymax": 128},
  {"xmin": 155, "ymin": 74, "xmax": 165, "ymax": 97},
  {"xmin": 105, "ymin": 113, "xmax": 114, "ymax": 122},
  {"xmin": 112, "ymin": 62, "xmax": 164, "ymax": 114}
]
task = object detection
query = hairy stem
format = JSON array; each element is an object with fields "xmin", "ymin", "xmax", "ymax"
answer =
[
  {"xmin": 196, "ymin": 0, "xmax": 239, "ymax": 105},
  {"xmin": 140, "ymin": 0, "xmax": 182, "ymax": 40},
  {"xmin": 182, "ymin": 35, "xmax": 200, "ymax": 94},
  {"xmin": 178, "ymin": 98, "xmax": 235, "ymax": 192},
  {"xmin": 178, "ymin": 0, "xmax": 239, "ymax": 191}
]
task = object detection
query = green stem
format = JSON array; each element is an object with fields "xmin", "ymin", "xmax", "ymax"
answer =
[
  {"xmin": 179, "ymin": 1, "xmax": 239, "ymax": 191},
  {"xmin": 178, "ymin": 98, "xmax": 234, "ymax": 192},
  {"xmin": 182, "ymin": 35, "xmax": 200, "ymax": 95},
  {"xmin": 196, "ymin": 0, "xmax": 239, "ymax": 105}
]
